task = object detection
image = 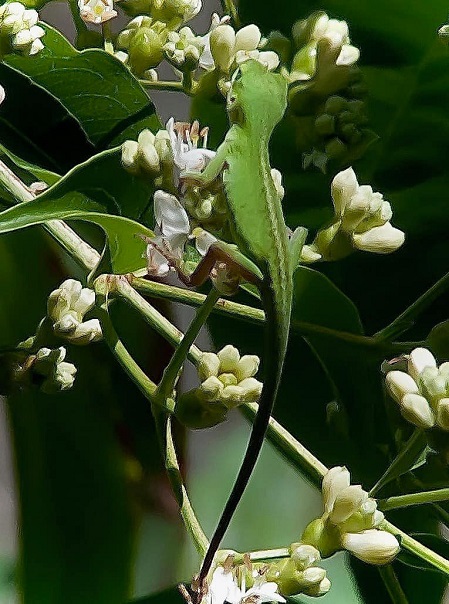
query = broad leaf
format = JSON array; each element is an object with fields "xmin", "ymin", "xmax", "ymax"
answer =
[
  {"xmin": 2, "ymin": 25, "xmax": 160, "ymax": 150},
  {"xmin": 0, "ymin": 200, "xmax": 153, "ymax": 274}
]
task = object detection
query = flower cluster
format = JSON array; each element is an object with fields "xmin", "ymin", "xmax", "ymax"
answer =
[
  {"xmin": 202, "ymin": 564, "xmax": 285, "ymax": 604},
  {"xmin": 78, "ymin": 0, "xmax": 116, "ymax": 24},
  {"xmin": 47, "ymin": 279, "xmax": 103, "ymax": 346},
  {"xmin": 209, "ymin": 23, "xmax": 279, "ymax": 79},
  {"xmin": 117, "ymin": 17, "xmax": 168, "ymax": 76},
  {"xmin": 386, "ymin": 347, "xmax": 449, "ymax": 430},
  {"xmin": 15, "ymin": 346, "xmax": 77, "ymax": 394},
  {"xmin": 274, "ymin": 543, "xmax": 330, "ymax": 597},
  {"xmin": 163, "ymin": 26, "xmax": 204, "ymax": 69},
  {"xmin": 0, "ymin": 2, "xmax": 45, "ymax": 56},
  {"xmin": 122, "ymin": 128, "xmax": 171, "ymax": 177},
  {"xmin": 302, "ymin": 167, "xmax": 404, "ymax": 262},
  {"xmin": 301, "ymin": 466, "xmax": 400, "ymax": 565},
  {"xmin": 197, "ymin": 345, "xmax": 262, "ymax": 408},
  {"xmin": 289, "ymin": 12, "xmax": 359, "ymax": 84}
]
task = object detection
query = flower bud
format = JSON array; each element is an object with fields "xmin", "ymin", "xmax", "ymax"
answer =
[
  {"xmin": 352, "ymin": 222, "xmax": 405, "ymax": 254},
  {"xmin": 304, "ymin": 576, "xmax": 331, "ymax": 597},
  {"xmin": 436, "ymin": 398, "xmax": 449, "ymax": 430},
  {"xmin": 198, "ymin": 351, "xmax": 220, "ymax": 380},
  {"xmin": 210, "ymin": 24, "xmax": 235, "ymax": 71},
  {"xmin": 329, "ymin": 484, "xmax": 367, "ymax": 524},
  {"xmin": 234, "ymin": 24, "xmax": 261, "ymax": 52},
  {"xmin": 121, "ymin": 140, "xmax": 139, "ymax": 172},
  {"xmin": 217, "ymin": 344, "xmax": 240, "ymax": 372},
  {"xmin": 408, "ymin": 347, "xmax": 437, "ymax": 383},
  {"xmin": 385, "ymin": 370, "xmax": 419, "ymax": 403},
  {"xmin": 342, "ymin": 530, "xmax": 400, "ymax": 565},
  {"xmin": 322, "ymin": 465, "xmax": 350, "ymax": 514},
  {"xmin": 290, "ymin": 543, "xmax": 321, "ymax": 570},
  {"xmin": 400, "ymin": 393, "xmax": 435, "ymax": 429}
]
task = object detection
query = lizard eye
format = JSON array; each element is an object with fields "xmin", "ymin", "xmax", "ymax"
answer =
[{"xmin": 229, "ymin": 95, "xmax": 236, "ymax": 103}]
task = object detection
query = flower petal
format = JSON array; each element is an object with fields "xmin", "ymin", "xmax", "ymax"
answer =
[
  {"xmin": 321, "ymin": 466, "xmax": 350, "ymax": 514},
  {"xmin": 342, "ymin": 529, "xmax": 400, "ymax": 565}
]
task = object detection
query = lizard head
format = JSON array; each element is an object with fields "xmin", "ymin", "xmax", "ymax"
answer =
[{"xmin": 226, "ymin": 60, "xmax": 288, "ymax": 131}]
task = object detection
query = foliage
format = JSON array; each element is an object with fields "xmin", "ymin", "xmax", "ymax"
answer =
[{"xmin": 0, "ymin": 0, "xmax": 448, "ymax": 603}]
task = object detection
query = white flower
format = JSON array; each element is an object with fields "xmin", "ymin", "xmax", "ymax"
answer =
[
  {"xmin": 198, "ymin": 13, "xmax": 231, "ymax": 70},
  {"xmin": 242, "ymin": 575, "xmax": 285, "ymax": 603},
  {"xmin": 163, "ymin": 27, "xmax": 201, "ymax": 67},
  {"xmin": 47, "ymin": 279, "xmax": 102, "ymax": 345},
  {"xmin": 0, "ymin": 84, "xmax": 5, "ymax": 105},
  {"xmin": 322, "ymin": 465, "xmax": 350, "ymax": 515},
  {"xmin": 209, "ymin": 23, "xmax": 279, "ymax": 74},
  {"xmin": 198, "ymin": 345, "xmax": 262, "ymax": 407},
  {"xmin": 146, "ymin": 190, "xmax": 190, "ymax": 277},
  {"xmin": 203, "ymin": 566, "xmax": 285, "ymax": 604},
  {"xmin": 33, "ymin": 346, "xmax": 77, "ymax": 393},
  {"xmin": 166, "ymin": 117, "xmax": 216, "ymax": 172},
  {"xmin": 11, "ymin": 23, "xmax": 44, "ymax": 54},
  {"xmin": 78, "ymin": 0, "xmax": 117, "ymax": 24},
  {"xmin": 318, "ymin": 466, "xmax": 399, "ymax": 564},
  {"xmin": 342, "ymin": 530, "xmax": 400, "ymax": 565},
  {"xmin": 384, "ymin": 347, "xmax": 449, "ymax": 430}
]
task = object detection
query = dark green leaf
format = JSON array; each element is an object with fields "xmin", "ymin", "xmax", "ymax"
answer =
[
  {"xmin": 4, "ymin": 25, "xmax": 160, "ymax": 149},
  {"xmin": 0, "ymin": 142, "xmax": 60, "ymax": 185},
  {"xmin": 397, "ymin": 533, "xmax": 449, "ymax": 575},
  {"xmin": 0, "ymin": 195, "xmax": 154, "ymax": 274},
  {"xmin": 128, "ymin": 587, "xmax": 184, "ymax": 603}
]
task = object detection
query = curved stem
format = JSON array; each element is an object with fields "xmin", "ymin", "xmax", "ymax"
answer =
[
  {"xmin": 133, "ymin": 278, "xmax": 417, "ymax": 353},
  {"xmin": 95, "ymin": 302, "xmax": 159, "ymax": 403},
  {"xmin": 376, "ymin": 271, "xmax": 449, "ymax": 341},
  {"xmin": 241, "ymin": 402, "xmax": 327, "ymax": 487},
  {"xmin": 382, "ymin": 520, "xmax": 449, "ymax": 577},
  {"xmin": 379, "ymin": 487, "xmax": 449, "ymax": 511},
  {"xmin": 157, "ymin": 288, "xmax": 220, "ymax": 401},
  {"xmin": 378, "ymin": 565, "xmax": 409, "ymax": 604},
  {"xmin": 154, "ymin": 407, "xmax": 209, "ymax": 557}
]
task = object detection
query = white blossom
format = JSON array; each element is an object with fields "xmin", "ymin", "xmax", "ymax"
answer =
[
  {"xmin": 47, "ymin": 279, "xmax": 102, "ymax": 345},
  {"xmin": 166, "ymin": 117, "xmax": 216, "ymax": 172},
  {"xmin": 78, "ymin": 0, "xmax": 117, "ymax": 24},
  {"xmin": 385, "ymin": 347, "xmax": 449, "ymax": 430},
  {"xmin": 0, "ymin": 2, "xmax": 45, "ymax": 55},
  {"xmin": 202, "ymin": 566, "xmax": 285, "ymax": 604},
  {"xmin": 342, "ymin": 530, "xmax": 400, "ymax": 565},
  {"xmin": 198, "ymin": 345, "xmax": 262, "ymax": 407},
  {"xmin": 209, "ymin": 22, "xmax": 279, "ymax": 74},
  {"xmin": 318, "ymin": 466, "xmax": 400, "ymax": 565}
]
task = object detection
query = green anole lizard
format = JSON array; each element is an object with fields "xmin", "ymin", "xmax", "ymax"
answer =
[{"xmin": 177, "ymin": 59, "xmax": 306, "ymax": 600}]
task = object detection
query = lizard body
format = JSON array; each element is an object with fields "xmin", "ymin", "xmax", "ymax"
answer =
[{"xmin": 182, "ymin": 60, "xmax": 300, "ymax": 594}]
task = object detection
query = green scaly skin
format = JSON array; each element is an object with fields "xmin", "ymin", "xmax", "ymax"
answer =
[{"xmin": 183, "ymin": 60, "xmax": 292, "ymax": 593}]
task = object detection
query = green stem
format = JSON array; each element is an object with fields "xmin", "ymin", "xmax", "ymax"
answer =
[
  {"xmin": 376, "ymin": 270, "xmax": 449, "ymax": 341},
  {"xmin": 109, "ymin": 276, "xmax": 202, "ymax": 364},
  {"xmin": 67, "ymin": 0, "xmax": 89, "ymax": 41},
  {"xmin": 157, "ymin": 288, "xmax": 220, "ymax": 401},
  {"xmin": 378, "ymin": 565, "xmax": 409, "ymax": 604},
  {"xmin": 95, "ymin": 301, "xmax": 159, "ymax": 403},
  {"xmin": 382, "ymin": 520, "xmax": 449, "ymax": 577},
  {"xmin": 138, "ymin": 79, "xmax": 185, "ymax": 92},
  {"xmin": 241, "ymin": 402, "xmax": 327, "ymax": 487},
  {"xmin": 369, "ymin": 429, "xmax": 426, "ymax": 496},
  {"xmin": 0, "ymin": 160, "xmax": 99, "ymax": 271},
  {"xmin": 153, "ymin": 407, "xmax": 209, "ymax": 556},
  {"xmin": 133, "ymin": 278, "xmax": 416, "ymax": 354},
  {"xmin": 379, "ymin": 487, "xmax": 449, "ymax": 511},
  {"xmin": 102, "ymin": 21, "xmax": 114, "ymax": 54}
]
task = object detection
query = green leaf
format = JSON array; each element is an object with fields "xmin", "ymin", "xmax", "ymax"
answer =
[
  {"xmin": 3, "ymin": 25, "xmax": 160, "ymax": 149},
  {"xmin": 0, "ymin": 142, "xmax": 60, "ymax": 186},
  {"xmin": 397, "ymin": 533, "xmax": 449, "ymax": 575},
  {"xmin": 292, "ymin": 266, "xmax": 363, "ymax": 333},
  {"xmin": 35, "ymin": 147, "xmax": 154, "ymax": 222},
  {"xmin": 0, "ymin": 196, "xmax": 154, "ymax": 275}
]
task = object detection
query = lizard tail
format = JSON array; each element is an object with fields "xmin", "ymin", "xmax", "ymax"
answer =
[{"xmin": 198, "ymin": 288, "xmax": 288, "ymax": 585}]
